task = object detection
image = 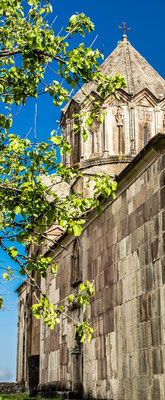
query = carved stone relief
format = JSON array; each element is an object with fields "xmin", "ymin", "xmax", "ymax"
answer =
[
  {"xmin": 115, "ymin": 107, "xmax": 124, "ymax": 154},
  {"xmin": 163, "ymin": 112, "xmax": 165, "ymax": 129},
  {"xmin": 115, "ymin": 107, "xmax": 124, "ymax": 127},
  {"xmin": 137, "ymin": 109, "xmax": 153, "ymax": 122}
]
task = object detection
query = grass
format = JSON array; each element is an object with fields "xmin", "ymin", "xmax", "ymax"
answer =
[{"xmin": 0, "ymin": 396, "xmax": 62, "ymax": 400}]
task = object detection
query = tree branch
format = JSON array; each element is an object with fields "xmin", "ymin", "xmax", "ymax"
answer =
[{"xmin": 0, "ymin": 48, "xmax": 66, "ymax": 64}]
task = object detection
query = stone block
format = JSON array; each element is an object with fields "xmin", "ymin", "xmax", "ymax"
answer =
[
  {"xmin": 62, "ymin": 317, "xmax": 67, "ymax": 337},
  {"xmin": 150, "ymin": 238, "xmax": 159, "ymax": 261},
  {"xmin": 40, "ymin": 353, "xmax": 48, "ymax": 370},
  {"xmin": 104, "ymin": 265, "xmax": 114, "ymax": 285},
  {"xmin": 92, "ymin": 318, "xmax": 99, "ymax": 338},
  {"xmin": 106, "ymin": 332, "xmax": 117, "ymax": 380},
  {"xmin": 99, "ymin": 316, "xmax": 104, "ymax": 336},
  {"xmin": 152, "ymin": 348, "xmax": 163, "ymax": 374},
  {"xmin": 151, "ymin": 318, "xmax": 161, "ymax": 346},
  {"xmin": 148, "ymin": 288, "xmax": 161, "ymax": 319},
  {"xmin": 119, "ymin": 237, "xmax": 127, "ymax": 259},
  {"xmin": 157, "ymin": 154, "xmax": 165, "ymax": 173},
  {"xmin": 95, "ymin": 274, "xmax": 99, "ymax": 294},
  {"xmin": 138, "ymin": 244, "xmax": 145, "ymax": 267},
  {"xmin": 125, "ymin": 377, "xmax": 135, "ymax": 400},
  {"xmin": 146, "ymin": 264, "xmax": 154, "ymax": 291},
  {"xmin": 99, "ymin": 270, "xmax": 105, "ymax": 291},
  {"xmin": 97, "ymin": 358, "xmax": 107, "ymax": 380},
  {"xmin": 139, "ymin": 350, "xmax": 147, "ymax": 375},
  {"xmin": 151, "ymin": 379, "xmax": 161, "ymax": 400},
  {"xmin": 93, "ymin": 297, "xmax": 103, "ymax": 316},
  {"xmin": 153, "ymin": 258, "xmax": 163, "ymax": 287},
  {"xmin": 162, "ymin": 232, "xmax": 165, "ymax": 255},
  {"xmin": 48, "ymin": 350, "xmax": 60, "ymax": 382},
  {"xmin": 40, "ymin": 368, "xmax": 48, "ymax": 384},
  {"xmin": 60, "ymin": 342, "xmax": 68, "ymax": 365},
  {"xmin": 126, "ymin": 235, "xmax": 131, "ymax": 255},
  {"xmin": 95, "ymin": 335, "xmax": 106, "ymax": 360},
  {"xmin": 160, "ymin": 285, "xmax": 165, "ymax": 317},
  {"xmin": 44, "ymin": 336, "xmax": 50, "ymax": 354},
  {"xmin": 162, "ymin": 210, "xmax": 165, "ymax": 232},
  {"xmin": 146, "ymin": 191, "xmax": 160, "ymax": 218},
  {"xmin": 160, "ymin": 186, "xmax": 165, "ymax": 210},
  {"xmin": 121, "ymin": 216, "xmax": 129, "ymax": 239},
  {"xmin": 128, "ymin": 200, "xmax": 133, "ymax": 215},
  {"xmin": 136, "ymin": 376, "xmax": 148, "ymax": 400},
  {"xmin": 131, "ymin": 230, "xmax": 137, "ymax": 253},
  {"xmin": 103, "ymin": 285, "xmax": 114, "ymax": 311},
  {"xmin": 135, "ymin": 203, "xmax": 145, "ymax": 228},
  {"xmin": 114, "ymin": 280, "xmax": 123, "ymax": 306},
  {"xmin": 140, "ymin": 293, "xmax": 148, "ymax": 323},
  {"xmin": 104, "ymin": 309, "xmax": 114, "ymax": 333},
  {"xmin": 154, "ymin": 213, "xmax": 159, "ymax": 235},
  {"xmin": 161, "ymin": 257, "xmax": 165, "ymax": 284},
  {"xmin": 138, "ymin": 322, "xmax": 152, "ymax": 350},
  {"xmin": 137, "ymin": 225, "xmax": 145, "ymax": 248},
  {"xmin": 122, "ymin": 272, "xmax": 137, "ymax": 302},
  {"xmin": 128, "ymin": 211, "xmax": 136, "ymax": 233}
]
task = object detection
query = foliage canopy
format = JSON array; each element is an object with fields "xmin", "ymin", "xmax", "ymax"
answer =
[{"xmin": 0, "ymin": 0, "xmax": 125, "ymax": 340}]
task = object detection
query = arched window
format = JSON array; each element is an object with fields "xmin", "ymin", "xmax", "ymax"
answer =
[
  {"xmin": 71, "ymin": 239, "xmax": 82, "ymax": 286},
  {"xmin": 71, "ymin": 118, "xmax": 80, "ymax": 165},
  {"xmin": 73, "ymin": 130, "xmax": 80, "ymax": 164},
  {"xmin": 144, "ymin": 126, "xmax": 147, "ymax": 146}
]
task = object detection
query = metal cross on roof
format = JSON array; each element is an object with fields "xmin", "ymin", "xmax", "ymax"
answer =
[{"xmin": 119, "ymin": 22, "xmax": 131, "ymax": 36}]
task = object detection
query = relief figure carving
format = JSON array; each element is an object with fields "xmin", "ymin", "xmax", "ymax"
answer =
[{"xmin": 115, "ymin": 107, "xmax": 124, "ymax": 154}]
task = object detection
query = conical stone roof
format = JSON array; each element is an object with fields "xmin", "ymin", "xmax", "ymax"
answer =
[
  {"xmin": 100, "ymin": 36, "xmax": 165, "ymax": 98},
  {"xmin": 62, "ymin": 36, "xmax": 165, "ymax": 114}
]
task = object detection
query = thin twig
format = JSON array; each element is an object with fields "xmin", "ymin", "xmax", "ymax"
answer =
[
  {"xmin": 34, "ymin": 103, "xmax": 37, "ymax": 144},
  {"xmin": 24, "ymin": 127, "xmax": 32, "ymax": 139},
  {"xmin": 50, "ymin": 15, "xmax": 58, "ymax": 29},
  {"xmin": 57, "ymin": 26, "xmax": 64, "ymax": 37},
  {"xmin": 90, "ymin": 34, "xmax": 98, "ymax": 48}
]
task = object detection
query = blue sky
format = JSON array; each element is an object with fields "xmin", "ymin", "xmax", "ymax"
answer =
[{"xmin": 0, "ymin": 0, "xmax": 165, "ymax": 382}]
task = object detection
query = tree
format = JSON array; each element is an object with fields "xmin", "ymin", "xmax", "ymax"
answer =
[{"xmin": 0, "ymin": 0, "xmax": 125, "ymax": 341}]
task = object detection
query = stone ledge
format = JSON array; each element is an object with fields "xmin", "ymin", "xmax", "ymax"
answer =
[
  {"xmin": 37, "ymin": 383, "xmax": 82, "ymax": 399},
  {"xmin": 0, "ymin": 382, "xmax": 23, "ymax": 394}
]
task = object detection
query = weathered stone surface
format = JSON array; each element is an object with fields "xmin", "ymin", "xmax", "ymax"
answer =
[
  {"xmin": 0, "ymin": 382, "xmax": 21, "ymax": 394},
  {"xmin": 16, "ymin": 38, "xmax": 165, "ymax": 400}
]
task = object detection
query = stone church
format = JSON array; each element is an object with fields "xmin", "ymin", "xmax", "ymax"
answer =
[{"xmin": 16, "ymin": 33, "xmax": 165, "ymax": 400}]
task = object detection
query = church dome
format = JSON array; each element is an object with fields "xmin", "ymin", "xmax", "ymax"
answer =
[
  {"xmin": 62, "ymin": 36, "xmax": 165, "ymax": 114},
  {"xmin": 61, "ymin": 36, "xmax": 165, "ymax": 191},
  {"xmin": 100, "ymin": 37, "xmax": 165, "ymax": 99}
]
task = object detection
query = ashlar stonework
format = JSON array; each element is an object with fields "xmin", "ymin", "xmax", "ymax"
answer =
[{"xmin": 16, "ymin": 35, "xmax": 165, "ymax": 400}]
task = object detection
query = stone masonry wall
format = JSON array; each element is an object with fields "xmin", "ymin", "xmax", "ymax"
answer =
[
  {"xmin": 39, "ymin": 136, "xmax": 165, "ymax": 400},
  {"xmin": 82, "ymin": 149, "xmax": 165, "ymax": 399},
  {"xmin": 0, "ymin": 382, "xmax": 21, "ymax": 394}
]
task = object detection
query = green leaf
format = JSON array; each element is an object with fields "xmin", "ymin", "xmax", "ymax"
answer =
[
  {"xmin": 80, "ymin": 283, "xmax": 86, "ymax": 292},
  {"xmin": 73, "ymin": 224, "xmax": 82, "ymax": 236},
  {"xmin": 68, "ymin": 294, "xmax": 75, "ymax": 303},
  {"xmin": 71, "ymin": 80, "xmax": 77, "ymax": 89},
  {"xmin": 98, "ymin": 113, "xmax": 105, "ymax": 124},
  {"xmin": 111, "ymin": 181, "xmax": 117, "ymax": 191},
  {"xmin": 9, "ymin": 247, "xmax": 18, "ymax": 258},
  {"xmin": 3, "ymin": 273, "xmax": 8, "ymax": 280},
  {"xmin": 19, "ymin": 269, "xmax": 26, "ymax": 276},
  {"xmin": 69, "ymin": 14, "xmax": 77, "ymax": 24},
  {"xmin": 51, "ymin": 263, "xmax": 58, "ymax": 274},
  {"xmin": 33, "ymin": 312, "xmax": 41, "ymax": 319},
  {"xmin": 15, "ymin": 206, "xmax": 21, "ymax": 215},
  {"xmin": 50, "ymin": 135, "xmax": 61, "ymax": 145},
  {"xmin": 97, "ymin": 205, "xmax": 103, "ymax": 215},
  {"xmin": 0, "ymin": 297, "xmax": 3, "ymax": 309}
]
